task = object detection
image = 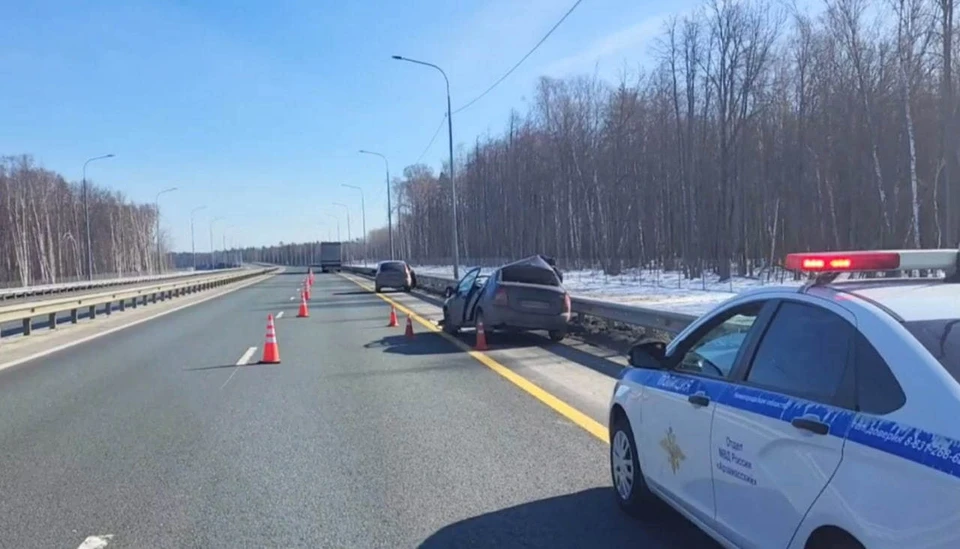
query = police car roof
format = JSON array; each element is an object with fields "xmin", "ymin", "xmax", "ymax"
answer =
[
  {"xmin": 735, "ymin": 279, "xmax": 960, "ymax": 322},
  {"xmin": 824, "ymin": 280, "xmax": 960, "ymax": 322},
  {"xmin": 775, "ymin": 249, "xmax": 960, "ymax": 322}
]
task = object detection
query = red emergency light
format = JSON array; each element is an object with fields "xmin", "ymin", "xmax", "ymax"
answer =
[
  {"xmin": 785, "ymin": 249, "xmax": 959, "ymax": 274},
  {"xmin": 785, "ymin": 251, "xmax": 900, "ymax": 272}
]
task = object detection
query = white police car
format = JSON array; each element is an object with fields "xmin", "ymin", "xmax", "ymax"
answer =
[{"xmin": 608, "ymin": 249, "xmax": 960, "ymax": 549}]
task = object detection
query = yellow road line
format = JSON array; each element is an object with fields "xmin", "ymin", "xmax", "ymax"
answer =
[{"xmin": 342, "ymin": 274, "xmax": 610, "ymax": 444}]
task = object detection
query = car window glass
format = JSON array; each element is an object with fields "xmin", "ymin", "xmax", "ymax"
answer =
[
  {"xmin": 677, "ymin": 305, "xmax": 762, "ymax": 379},
  {"xmin": 855, "ymin": 333, "xmax": 906, "ymax": 415},
  {"xmin": 746, "ymin": 301, "xmax": 851, "ymax": 402},
  {"xmin": 380, "ymin": 262, "xmax": 405, "ymax": 272},
  {"xmin": 904, "ymin": 319, "xmax": 960, "ymax": 384},
  {"xmin": 457, "ymin": 269, "xmax": 479, "ymax": 294}
]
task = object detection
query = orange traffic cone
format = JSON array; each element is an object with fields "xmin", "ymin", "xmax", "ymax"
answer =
[
  {"xmin": 305, "ymin": 283, "xmax": 311, "ymax": 300},
  {"xmin": 387, "ymin": 306, "xmax": 399, "ymax": 327},
  {"xmin": 405, "ymin": 315, "xmax": 415, "ymax": 340},
  {"xmin": 475, "ymin": 319, "xmax": 488, "ymax": 351},
  {"xmin": 297, "ymin": 291, "xmax": 310, "ymax": 318},
  {"xmin": 260, "ymin": 314, "xmax": 281, "ymax": 364}
]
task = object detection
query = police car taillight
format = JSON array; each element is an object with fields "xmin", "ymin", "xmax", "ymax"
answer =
[{"xmin": 785, "ymin": 249, "xmax": 959, "ymax": 273}]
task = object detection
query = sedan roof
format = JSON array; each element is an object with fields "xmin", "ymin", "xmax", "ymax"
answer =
[{"xmin": 503, "ymin": 255, "xmax": 555, "ymax": 270}]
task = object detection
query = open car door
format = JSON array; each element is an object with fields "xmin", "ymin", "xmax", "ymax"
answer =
[{"xmin": 445, "ymin": 267, "xmax": 480, "ymax": 329}]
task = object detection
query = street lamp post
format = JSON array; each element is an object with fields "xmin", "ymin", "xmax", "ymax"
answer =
[
  {"xmin": 342, "ymin": 184, "xmax": 367, "ymax": 264},
  {"xmin": 359, "ymin": 150, "xmax": 393, "ymax": 260},
  {"xmin": 223, "ymin": 225, "xmax": 234, "ymax": 267},
  {"xmin": 333, "ymin": 202, "xmax": 352, "ymax": 264},
  {"xmin": 324, "ymin": 213, "xmax": 341, "ymax": 241},
  {"xmin": 81, "ymin": 154, "xmax": 115, "ymax": 280},
  {"xmin": 190, "ymin": 206, "xmax": 207, "ymax": 271},
  {"xmin": 155, "ymin": 187, "xmax": 178, "ymax": 273},
  {"xmin": 392, "ymin": 55, "xmax": 459, "ymax": 279},
  {"xmin": 210, "ymin": 216, "xmax": 224, "ymax": 269}
]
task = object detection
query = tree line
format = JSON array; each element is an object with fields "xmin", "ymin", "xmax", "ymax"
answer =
[
  {"xmin": 0, "ymin": 155, "xmax": 170, "ymax": 287},
  {"xmin": 355, "ymin": 0, "xmax": 958, "ymax": 280},
  {"xmin": 11, "ymin": 0, "xmax": 959, "ymax": 284}
]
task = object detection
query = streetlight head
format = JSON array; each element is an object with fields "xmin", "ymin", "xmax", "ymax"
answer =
[
  {"xmin": 391, "ymin": 55, "xmax": 403, "ymax": 60},
  {"xmin": 106, "ymin": 154, "xmax": 115, "ymax": 158}
]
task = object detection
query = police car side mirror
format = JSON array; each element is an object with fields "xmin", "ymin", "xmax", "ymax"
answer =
[
  {"xmin": 628, "ymin": 340, "xmax": 667, "ymax": 369},
  {"xmin": 444, "ymin": 286, "xmax": 455, "ymax": 298}
]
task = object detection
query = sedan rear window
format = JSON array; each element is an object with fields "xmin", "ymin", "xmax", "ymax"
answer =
[
  {"xmin": 501, "ymin": 266, "xmax": 560, "ymax": 286},
  {"xmin": 379, "ymin": 262, "xmax": 406, "ymax": 272},
  {"xmin": 904, "ymin": 319, "xmax": 960, "ymax": 382}
]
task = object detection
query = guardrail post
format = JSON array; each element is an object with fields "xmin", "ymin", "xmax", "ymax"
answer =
[
  {"xmin": 22, "ymin": 318, "xmax": 31, "ymax": 336},
  {"xmin": 152, "ymin": 293, "xmax": 157, "ymax": 304},
  {"xmin": 89, "ymin": 305, "xmax": 96, "ymax": 320},
  {"xmin": 71, "ymin": 308, "xmax": 79, "ymax": 324},
  {"xmin": 48, "ymin": 312, "xmax": 56, "ymax": 330},
  {"xmin": 119, "ymin": 299, "xmax": 126, "ymax": 312},
  {"xmin": 104, "ymin": 301, "xmax": 112, "ymax": 316}
]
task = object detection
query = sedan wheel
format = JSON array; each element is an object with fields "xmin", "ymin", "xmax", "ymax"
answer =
[
  {"xmin": 611, "ymin": 430, "xmax": 635, "ymax": 500},
  {"xmin": 610, "ymin": 415, "xmax": 653, "ymax": 516},
  {"xmin": 442, "ymin": 308, "xmax": 459, "ymax": 334}
]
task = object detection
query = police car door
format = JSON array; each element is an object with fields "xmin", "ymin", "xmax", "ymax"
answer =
[
  {"xmin": 711, "ymin": 298, "xmax": 855, "ymax": 549},
  {"xmin": 640, "ymin": 300, "xmax": 772, "ymax": 526}
]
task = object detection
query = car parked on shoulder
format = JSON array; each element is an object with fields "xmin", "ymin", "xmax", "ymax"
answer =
[
  {"xmin": 374, "ymin": 260, "xmax": 415, "ymax": 293},
  {"xmin": 440, "ymin": 255, "xmax": 572, "ymax": 342},
  {"xmin": 609, "ymin": 248, "xmax": 960, "ymax": 549}
]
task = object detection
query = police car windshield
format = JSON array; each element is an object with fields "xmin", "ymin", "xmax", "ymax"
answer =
[{"xmin": 904, "ymin": 319, "xmax": 960, "ymax": 382}]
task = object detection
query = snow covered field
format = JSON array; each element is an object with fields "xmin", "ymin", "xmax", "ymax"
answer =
[{"xmin": 404, "ymin": 264, "xmax": 803, "ymax": 316}]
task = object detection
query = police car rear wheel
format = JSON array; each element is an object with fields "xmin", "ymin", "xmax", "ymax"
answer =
[{"xmin": 611, "ymin": 416, "xmax": 652, "ymax": 515}]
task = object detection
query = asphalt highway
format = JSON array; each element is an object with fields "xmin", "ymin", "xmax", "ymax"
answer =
[{"xmin": 0, "ymin": 269, "xmax": 718, "ymax": 548}]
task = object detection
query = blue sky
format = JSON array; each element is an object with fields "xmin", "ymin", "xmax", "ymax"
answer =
[{"xmin": 1, "ymin": 0, "xmax": 704, "ymax": 251}]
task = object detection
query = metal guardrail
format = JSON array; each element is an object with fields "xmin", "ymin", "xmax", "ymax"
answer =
[
  {"xmin": 1, "ymin": 267, "xmax": 277, "ymax": 338},
  {"xmin": 342, "ymin": 266, "xmax": 699, "ymax": 335},
  {"xmin": 0, "ymin": 268, "xmax": 240, "ymax": 302}
]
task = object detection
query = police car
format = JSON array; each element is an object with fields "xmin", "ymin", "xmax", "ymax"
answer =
[{"xmin": 608, "ymin": 249, "xmax": 960, "ymax": 549}]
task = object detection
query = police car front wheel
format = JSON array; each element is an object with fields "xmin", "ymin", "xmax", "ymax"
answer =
[{"xmin": 610, "ymin": 414, "xmax": 653, "ymax": 515}]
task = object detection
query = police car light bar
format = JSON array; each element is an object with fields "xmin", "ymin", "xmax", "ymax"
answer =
[{"xmin": 785, "ymin": 249, "xmax": 959, "ymax": 273}]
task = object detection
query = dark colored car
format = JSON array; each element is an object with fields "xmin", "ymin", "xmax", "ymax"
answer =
[
  {"xmin": 375, "ymin": 260, "xmax": 416, "ymax": 293},
  {"xmin": 440, "ymin": 256, "xmax": 572, "ymax": 342}
]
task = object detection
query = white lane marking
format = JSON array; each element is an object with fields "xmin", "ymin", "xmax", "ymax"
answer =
[
  {"xmin": 289, "ymin": 296, "xmax": 295, "ymax": 300},
  {"xmin": 276, "ymin": 311, "xmax": 284, "ymax": 319},
  {"xmin": 236, "ymin": 346, "xmax": 257, "ymax": 366},
  {"xmin": 0, "ymin": 273, "xmax": 276, "ymax": 374},
  {"xmin": 78, "ymin": 534, "xmax": 113, "ymax": 549},
  {"xmin": 220, "ymin": 346, "xmax": 257, "ymax": 390}
]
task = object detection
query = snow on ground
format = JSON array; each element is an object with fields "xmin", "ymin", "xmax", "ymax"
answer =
[{"xmin": 401, "ymin": 264, "xmax": 803, "ymax": 317}]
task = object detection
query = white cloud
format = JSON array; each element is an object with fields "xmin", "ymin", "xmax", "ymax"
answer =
[{"xmin": 541, "ymin": 13, "xmax": 672, "ymax": 77}]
